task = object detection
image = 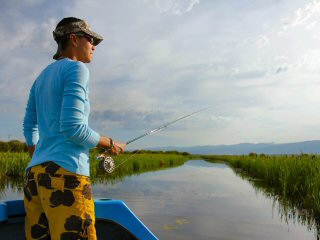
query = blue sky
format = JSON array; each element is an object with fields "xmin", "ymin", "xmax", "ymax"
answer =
[{"xmin": 1, "ymin": 0, "xmax": 320, "ymax": 149}]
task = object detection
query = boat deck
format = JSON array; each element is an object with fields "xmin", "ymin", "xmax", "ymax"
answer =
[
  {"xmin": 0, "ymin": 216, "xmax": 138, "ymax": 240},
  {"xmin": 0, "ymin": 199, "xmax": 158, "ymax": 240}
]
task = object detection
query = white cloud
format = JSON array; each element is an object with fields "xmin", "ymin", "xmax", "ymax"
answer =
[
  {"xmin": 254, "ymin": 35, "xmax": 270, "ymax": 49},
  {"xmin": 146, "ymin": 39, "xmax": 172, "ymax": 61},
  {"xmin": 185, "ymin": 0, "xmax": 200, "ymax": 12},
  {"xmin": 282, "ymin": 0, "xmax": 320, "ymax": 30},
  {"xmin": 210, "ymin": 116, "xmax": 234, "ymax": 123},
  {"xmin": 143, "ymin": 0, "xmax": 200, "ymax": 15}
]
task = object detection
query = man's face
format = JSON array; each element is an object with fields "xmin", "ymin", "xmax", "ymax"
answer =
[{"xmin": 74, "ymin": 34, "xmax": 96, "ymax": 63}]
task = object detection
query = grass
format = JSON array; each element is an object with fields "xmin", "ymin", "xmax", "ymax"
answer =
[
  {"xmin": 89, "ymin": 149, "xmax": 190, "ymax": 184},
  {"xmin": 0, "ymin": 150, "xmax": 190, "ymax": 186},
  {"xmin": 0, "ymin": 152, "xmax": 30, "ymax": 196},
  {"xmin": 203, "ymin": 154, "xmax": 320, "ymax": 234},
  {"xmin": 0, "ymin": 152, "xmax": 30, "ymax": 177}
]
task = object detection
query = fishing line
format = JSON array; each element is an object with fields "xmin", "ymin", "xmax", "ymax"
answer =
[{"xmin": 97, "ymin": 105, "xmax": 214, "ymax": 173}]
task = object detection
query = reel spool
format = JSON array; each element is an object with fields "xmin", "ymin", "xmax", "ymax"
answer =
[{"xmin": 96, "ymin": 153, "xmax": 115, "ymax": 173}]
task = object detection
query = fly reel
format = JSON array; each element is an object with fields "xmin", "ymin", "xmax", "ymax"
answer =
[{"xmin": 96, "ymin": 153, "xmax": 115, "ymax": 173}]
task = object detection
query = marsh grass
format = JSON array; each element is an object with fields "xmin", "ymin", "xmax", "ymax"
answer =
[
  {"xmin": 0, "ymin": 152, "xmax": 29, "ymax": 197},
  {"xmin": 0, "ymin": 150, "xmax": 190, "ymax": 187},
  {"xmin": 204, "ymin": 154, "xmax": 320, "ymax": 236},
  {"xmin": 89, "ymin": 150, "xmax": 189, "ymax": 184}
]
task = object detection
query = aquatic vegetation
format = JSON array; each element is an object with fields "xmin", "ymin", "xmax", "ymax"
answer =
[
  {"xmin": 0, "ymin": 152, "xmax": 29, "ymax": 197},
  {"xmin": 0, "ymin": 150, "xmax": 190, "ymax": 188},
  {"xmin": 204, "ymin": 154, "xmax": 320, "ymax": 237},
  {"xmin": 89, "ymin": 149, "xmax": 189, "ymax": 184},
  {"xmin": 0, "ymin": 152, "xmax": 29, "ymax": 176}
]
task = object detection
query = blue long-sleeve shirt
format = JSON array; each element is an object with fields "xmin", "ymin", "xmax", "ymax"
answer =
[{"xmin": 23, "ymin": 58, "xmax": 100, "ymax": 176}]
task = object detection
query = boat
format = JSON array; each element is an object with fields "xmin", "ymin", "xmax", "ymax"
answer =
[{"xmin": 0, "ymin": 199, "xmax": 159, "ymax": 240}]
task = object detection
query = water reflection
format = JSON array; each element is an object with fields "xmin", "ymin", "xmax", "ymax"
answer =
[
  {"xmin": 0, "ymin": 176, "xmax": 24, "ymax": 200},
  {"xmin": 238, "ymin": 172, "xmax": 320, "ymax": 239},
  {"xmin": 0, "ymin": 160, "xmax": 318, "ymax": 239},
  {"xmin": 94, "ymin": 160, "xmax": 316, "ymax": 240}
]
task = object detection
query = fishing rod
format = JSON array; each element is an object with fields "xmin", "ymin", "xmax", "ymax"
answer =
[{"xmin": 97, "ymin": 106, "xmax": 213, "ymax": 173}]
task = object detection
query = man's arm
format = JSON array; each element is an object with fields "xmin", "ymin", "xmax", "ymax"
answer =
[{"xmin": 23, "ymin": 83, "xmax": 39, "ymax": 152}]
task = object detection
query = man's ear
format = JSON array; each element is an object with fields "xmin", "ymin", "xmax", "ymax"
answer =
[{"xmin": 69, "ymin": 33, "xmax": 78, "ymax": 47}]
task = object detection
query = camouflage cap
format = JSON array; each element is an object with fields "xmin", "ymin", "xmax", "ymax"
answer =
[{"xmin": 52, "ymin": 18, "xmax": 103, "ymax": 59}]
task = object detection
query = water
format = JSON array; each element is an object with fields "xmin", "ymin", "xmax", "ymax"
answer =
[
  {"xmin": 0, "ymin": 160, "xmax": 316, "ymax": 239},
  {"xmin": 93, "ymin": 160, "xmax": 316, "ymax": 239}
]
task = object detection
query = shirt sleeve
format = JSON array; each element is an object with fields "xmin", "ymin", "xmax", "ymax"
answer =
[
  {"xmin": 23, "ymin": 83, "xmax": 39, "ymax": 146},
  {"xmin": 60, "ymin": 62, "xmax": 100, "ymax": 149}
]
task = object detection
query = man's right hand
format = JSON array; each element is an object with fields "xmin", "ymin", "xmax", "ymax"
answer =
[
  {"xmin": 109, "ymin": 141, "xmax": 126, "ymax": 155},
  {"xmin": 97, "ymin": 136, "xmax": 126, "ymax": 155}
]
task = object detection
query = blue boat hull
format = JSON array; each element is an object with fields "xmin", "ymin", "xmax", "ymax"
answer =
[{"xmin": 0, "ymin": 199, "xmax": 158, "ymax": 240}]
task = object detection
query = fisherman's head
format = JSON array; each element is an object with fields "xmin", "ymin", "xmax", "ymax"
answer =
[{"xmin": 52, "ymin": 17, "xmax": 103, "ymax": 63}]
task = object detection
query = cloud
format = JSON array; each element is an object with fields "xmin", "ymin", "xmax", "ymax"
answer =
[
  {"xmin": 233, "ymin": 67, "xmax": 267, "ymax": 80},
  {"xmin": 282, "ymin": 0, "xmax": 320, "ymax": 30},
  {"xmin": 210, "ymin": 116, "xmax": 234, "ymax": 123},
  {"xmin": 90, "ymin": 109, "xmax": 174, "ymax": 130},
  {"xmin": 142, "ymin": 0, "xmax": 200, "ymax": 15},
  {"xmin": 0, "ymin": 1, "xmax": 72, "ymax": 107},
  {"xmin": 185, "ymin": 0, "xmax": 200, "ymax": 12},
  {"xmin": 254, "ymin": 35, "xmax": 270, "ymax": 49},
  {"xmin": 275, "ymin": 65, "xmax": 288, "ymax": 74}
]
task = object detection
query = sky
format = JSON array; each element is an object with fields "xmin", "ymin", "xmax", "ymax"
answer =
[{"xmin": 1, "ymin": 0, "xmax": 320, "ymax": 149}]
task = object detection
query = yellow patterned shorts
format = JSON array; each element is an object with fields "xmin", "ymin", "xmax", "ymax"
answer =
[{"xmin": 23, "ymin": 161, "xmax": 96, "ymax": 240}]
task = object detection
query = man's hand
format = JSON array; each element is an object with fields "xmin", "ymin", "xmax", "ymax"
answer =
[
  {"xmin": 97, "ymin": 136, "xmax": 126, "ymax": 155},
  {"xmin": 109, "ymin": 141, "xmax": 126, "ymax": 155}
]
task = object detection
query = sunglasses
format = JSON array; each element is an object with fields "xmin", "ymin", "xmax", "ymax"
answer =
[{"xmin": 75, "ymin": 33, "xmax": 94, "ymax": 45}]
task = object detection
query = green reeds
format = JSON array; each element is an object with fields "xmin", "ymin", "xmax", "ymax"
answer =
[
  {"xmin": 0, "ymin": 152, "xmax": 30, "ymax": 196},
  {"xmin": 0, "ymin": 152, "xmax": 29, "ymax": 177},
  {"xmin": 89, "ymin": 150, "xmax": 189, "ymax": 184},
  {"xmin": 0, "ymin": 151, "xmax": 189, "ymax": 187},
  {"xmin": 205, "ymin": 154, "xmax": 320, "ymax": 235}
]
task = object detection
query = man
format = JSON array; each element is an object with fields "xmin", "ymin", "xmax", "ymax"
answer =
[{"xmin": 23, "ymin": 17, "xmax": 125, "ymax": 240}]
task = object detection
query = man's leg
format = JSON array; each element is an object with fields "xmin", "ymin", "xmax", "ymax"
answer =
[
  {"xmin": 37, "ymin": 162, "xmax": 97, "ymax": 240},
  {"xmin": 24, "ymin": 167, "xmax": 50, "ymax": 240}
]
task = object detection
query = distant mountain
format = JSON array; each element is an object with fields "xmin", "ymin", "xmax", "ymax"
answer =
[{"xmin": 148, "ymin": 140, "xmax": 320, "ymax": 155}]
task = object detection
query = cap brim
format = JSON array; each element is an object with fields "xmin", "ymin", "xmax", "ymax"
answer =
[{"xmin": 82, "ymin": 29, "xmax": 103, "ymax": 46}]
